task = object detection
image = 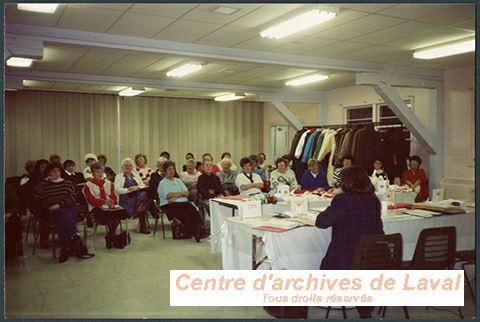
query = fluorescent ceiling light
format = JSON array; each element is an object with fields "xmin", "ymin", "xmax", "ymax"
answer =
[
  {"xmin": 6, "ymin": 57, "xmax": 34, "ymax": 68},
  {"xmin": 214, "ymin": 93, "xmax": 246, "ymax": 102},
  {"xmin": 213, "ymin": 6, "xmax": 239, "ymax": 15},
  {"xmin": 166, "ymin": 63, "xmax": 203, "ymax": 78},
  {"xmin": 413, "ymin": 38, "xmax": 475, "ymax": 59},
  {"xmin": 285, "ymin": 74, "xmax": 329, "ymax": 86},
  {"xmin": 260, "ymin": 9, "xmax": 336, "ymax": 39},
  {"xmin": 17, "ymin": 3, "xmax": 59, "ymax": 13},
  {"xmin": 119, "ymin": 87, "xmax": 145, "ymax": 96}
]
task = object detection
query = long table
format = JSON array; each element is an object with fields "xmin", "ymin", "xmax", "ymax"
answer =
[
  {"xmin": 209, "ymin": 197, "xmax": 332, "ymax": 254},
  {"xmin": 211, "ymin": 199, "xmax": 475, "ymax": 270}
]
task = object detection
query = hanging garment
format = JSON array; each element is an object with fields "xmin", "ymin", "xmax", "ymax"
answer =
[
  {"xmin": 317, "ymin": 129, "xmax": 338, "ymax": 186},
  {"xmin": 382, "ymin": 128, "xmax": 410, "ymax": 181},
  {"xmin": 293, "ymin": 129, "xmax": 310, "ymax": 159},
  {"xmin": 308, "ymin": 130, "xmax": 323, "ymax": 161},
  {"xmin": 298, "ymin": 129, "xmax": 315, "ymax": 160},
  {"xmin": 289, "ymin": 130, "xmax": 305, "ymax": 158},
  {"xmin": 301, "ymin": 129, "xmax": 321, "ymax": 163},
  {"xmin": 353, "ymin": 126, "xmax": 384, "ymax": 173},
  {"xmin": 332, "ymin": 129, "xmax": 348, "ymax": 167},
  {"xmin": 337, "ymin": 128, "xmax": 357, "ymax": 161},
  {"xmin": 313, "ymin": 129, "xmax": 327, "ymax": 160}
]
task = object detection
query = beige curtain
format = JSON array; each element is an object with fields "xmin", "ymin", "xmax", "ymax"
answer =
[{"xmin": 5, "ymin": 91, "xmax": 264, "ymax": 177}]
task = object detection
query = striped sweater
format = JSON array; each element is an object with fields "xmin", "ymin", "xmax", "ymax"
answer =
[{"xmin": 33, "ymin": 179, "xmax": 76, "ymax": 209}]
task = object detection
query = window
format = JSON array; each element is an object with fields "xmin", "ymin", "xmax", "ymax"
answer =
[
  {"xmin": 344, "ymin": 100, "xmax": 412, "ymax": 125},
  {"xmin": 345, "ymin": 106, "xmax": 373, "ymax": 124}
]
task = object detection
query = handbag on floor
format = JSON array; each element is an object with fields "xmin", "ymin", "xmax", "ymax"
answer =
[
  {"xmin": 114, "ymin": 231, "xmax": 131, "ymax": 247},
  {"xmin": 171, "ymin": 220, "xmax": 191, "ymax": 239}
]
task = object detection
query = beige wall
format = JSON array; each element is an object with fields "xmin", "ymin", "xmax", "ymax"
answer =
[
  {"xmin": 5, "ymin": 91, "xmax": 264, "ymax": 177},
  {"xmin": 443, "ymin": 66, "xmax": 475, "ymax": 180}
]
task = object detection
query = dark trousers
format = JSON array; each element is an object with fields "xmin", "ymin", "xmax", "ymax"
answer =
[
  {"xmin": 161, "ymin": 202, "xmax": 204, "ymax": 236},
  {"xmin": 91, "ymin": 207, "xmax": 128, "ymax": 236},
  {"xmin": 50, "ymin": 206, "xmax": 78, "ymax": 249}
]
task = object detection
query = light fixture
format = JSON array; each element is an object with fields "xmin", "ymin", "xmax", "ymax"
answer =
[
  {"xmin": 17, "ymin": 3, "xmax": 59, "ymax": 13},
  {"xmin": 213, "ymin": 6, "xmax": 239, "ymax": 15},
  {"xmin": 285, "ymin": 74, "xmax": 329, "ymax": 86},
  {"xmin": 413, "ymin": 38, "xmax": 475, "ymax": 59},
  {"xmin": 6, "ymin": 57, "xmax": 34, "ymax": 68},
  {"xmin": 260, "ymin": 9, "xmax": 336, "ymax": 39},
  {"xmin": 166, "ymin": 63, "xmax": 203, "ymax": 78},
  {"xmin": 119, "ymin": 87, "xmax": 145, "ymax": 96},
  {"xmin": 214, "ymin": 93, "xmax": 246, "ymax": 102}
]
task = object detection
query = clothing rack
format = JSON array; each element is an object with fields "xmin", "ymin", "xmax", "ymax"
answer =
[{"xmin": 303, "ymin": 121, "xmax": 385, "ymax": 129}]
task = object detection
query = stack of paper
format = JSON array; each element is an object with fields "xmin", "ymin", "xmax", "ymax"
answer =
[
  {"xmin": 401, "ymin": 209, "xmax": 441, "ymax": 218},
  {"xmin": 254, "ymin": 219, "xmax": 300, "ymax": 230}
]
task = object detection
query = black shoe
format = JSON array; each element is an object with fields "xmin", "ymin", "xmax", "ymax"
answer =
[{"xmin": 59, "ymin": 248, "xmax": 71, "ymax": 263}]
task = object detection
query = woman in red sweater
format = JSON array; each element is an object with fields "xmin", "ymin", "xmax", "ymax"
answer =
[
  {"xmin": 402, "ymin": 155, "xmax": 429, "ymax": 202},
  {"xmin": 83, "ymin": 163, "xmax": 128, "ymax": 249}
]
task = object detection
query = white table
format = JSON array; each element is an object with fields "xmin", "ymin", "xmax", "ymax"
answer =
[
  {"xmin": 218, "ymin": 210, "xmax": 475, "ymax": 270},
  {"xmin": 209, "ymin": 197, "xmax": 332, "ymax": 254}
]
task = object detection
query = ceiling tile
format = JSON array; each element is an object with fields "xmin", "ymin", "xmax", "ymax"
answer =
[
  {"xmin": 180, "ymin": 4, "xmax": 261, "ymax": 24},
  {"xmin": 336, "ymin": 46, "xmax": 393, "ymax": 60},
  {"xmin": 353, "ymin": 21, "xmax": 442, "ymax": 45},
  {"xmin": 268, "ymin": 37, "xmax": 337, "ymax": 55},
  {"xmin": 106, "ymin": 13, "xmax": 175, "ymax": 37},
  {"xmin": 417, "ymin": 4, "xmax": 475, "ymax": 25},
  {"xmin": 68, "ymin": 48, "xmax": 128, "ymax": 74},
  {"xmin": 5, "ymin": 3, "xmax": 64, "ymax": 27},
  {"xmin": 195, "ymin": 25, "xmax": 259, "ymax": 47},
  {"xmin": 128, "ymin": 4, "xmax": 198, "ymax": 18},
  {"xmin": 56, "ymin": 6, "xmax": 124, "ymax": 32},
  {"xmin": 337, "ymin": 4, "xmax": 397, "ymax": 13},
  {"xmin": 313, "ymin": 14, "xmax": 406, "ymax": 41},
  {"xmin": 100, "ymin": 53, "xmax": 162, "ymax": 76},
  {"xmin": 34, "ymin": 45, "xmax": 88, "ymax": 72},
  {"xmin": 377, "ymin": 4, "xmax": 454, "ymax": 19},
  {"xmin": 229, "ymin": 4, "xmax": 305, "ymax": 28},
  {"xmin": 382, "ymin": 27, "xmax": 475, "ymax": 50},
  {"xmin": 153, "ymin": 20, "xmax": 223, "ymax": 42},
  {"xmin": 303, "ymin": 41, "xmax": 371, "ymax": 58}
]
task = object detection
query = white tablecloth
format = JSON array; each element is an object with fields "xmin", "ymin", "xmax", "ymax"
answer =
[
  {"xmin": 219, "ymin": 210, "xmax": 475, "ymax": 270},
  {"xmin": 209, "ymin": 197, "xmax": 332, "ymax": 253}
]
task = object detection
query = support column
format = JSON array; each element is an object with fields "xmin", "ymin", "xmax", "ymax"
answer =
[
  {"xmin": 270, "ymin": 100, "xmax": 304, "ymax": 131},
  {"xmin": 427, "ymin": 87, "xmax": 444, "ymax": 194},
  {"xmin": 116, "ymin": 96, "xmax": 122, "ymax": 171}
]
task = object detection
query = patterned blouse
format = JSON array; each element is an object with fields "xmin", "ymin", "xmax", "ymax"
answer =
[{"xmin": 136, "ymin": 167, "xmax": 153, "ymax": 183}]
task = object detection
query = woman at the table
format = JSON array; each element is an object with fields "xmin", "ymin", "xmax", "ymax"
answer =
[
  {"xmin": 235, "ymin": 157, "xmax": 264, "ymax": 195},
  {"xmin": 315, "ymin": 165, "xmax": 383, "ymax": 318},
  {"xmin": 402, "ymin": 155, "xmax": 428, "ymax": 202}
]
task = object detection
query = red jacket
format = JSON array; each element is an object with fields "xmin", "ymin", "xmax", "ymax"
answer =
[
  {"xmin": 402, "ymin": 168, "xmax": 428, "ymax": 202},
  {"xmin": 83, "ymin": 178, "xmax": 118, "ymax": 210}
]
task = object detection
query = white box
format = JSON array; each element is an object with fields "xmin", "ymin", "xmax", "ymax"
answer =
[{"xmin": 238, "ymin": 200, "xmax": 262, "ymax": 219}]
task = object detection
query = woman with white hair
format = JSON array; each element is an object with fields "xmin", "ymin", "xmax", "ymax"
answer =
[
  {"xmin": 114, "ymin": 158, "xmax": 150, "ymax": 234},
  {"xmin": 216, "ymin": 158, "xmax": 238, "ymax": 196}
]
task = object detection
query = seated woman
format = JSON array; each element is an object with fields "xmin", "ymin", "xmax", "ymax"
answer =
[
  {"xmin": 97, "ymin": 154, "xmax": 116, "ymax": 182},
  {"xmin": 180, "ymin": 159, "xmax": 201, "ymax": 202},
  {"xmin": 402, "ymin": 155, "xmax": 428, "ymax": 202},
  {"xmin": 158, "ymin": 161, "xmax": 207, "ymax": 242},
  {"xmin": 270, "ymin": 158, "xmax": 298, "ymax": 193},
  {"xmin": 300, "ymin": 159, "xmax": 329, "ymax": 192},
  {"xmin": 135, "ymin": 153, "xmax": 153, "ymax": 185},
  {"xmin": 197, "ymin": 160, "xmax": 225, "ymax": 218},
  {"xmin": 182, "ymin": 152, "xmax": 202, "ymax": 172},
  {"xmin": 235, "ymin": 157, "xmax": 264, "ymax": 195},
  {"xmin": 114, "ymin": 158, "xmax": 150, "ymax": 234},
  {"xmin": 216, "ymin": 158, "xmax": 239, "ymax": 196},
  {"xmin": 62, "ymin": 159, "xmax": 88, "ymax": 215},
  {"xmin": 332, "ymin": 155, "xmax": 354, "ymax": 188},
  {"xmin": 372, "ymin": 159, "xmax": 388, "ymax": 181},
  {"xmin": 84, "ymin": 162, "xmax": 128, "ymax": 249},
  {"xmin": 197, "ymin": 153, "xmax": 220, "ymax": 174},
  {"xmin": 315, "ymin": 165, "xmax": 383, "ymax": 318},
  {"xmin": 216, "ymin": 152, "xmax": 237, "ymax": 173},
  {"xmin": 33, "ymin": 162, "xmax": 92, "ymax": 263}
]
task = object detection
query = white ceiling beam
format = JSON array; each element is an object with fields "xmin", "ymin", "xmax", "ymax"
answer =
[
  {"xmin": 373, "ymin": 81, "xmax": 438, "ymax": 154},
  {"xmin": 5, "ymin": 35, "xmax": 43, "ymax": 59},
  {"xmin": 270, "ymin": 100, "xmax": 304, "ymax": 131},
  {"xmin": 356, "ymin": 72, "xmax": 443, "ymax": 89},
  {"xmin": 6, "ymin": 23, "xmax": 391, "ymax": 73},
  {"xmin": 5, "ymin": 70, "xmax": 327, "ymax": 102}
]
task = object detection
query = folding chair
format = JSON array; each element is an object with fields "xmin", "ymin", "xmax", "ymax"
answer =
[{"xmin": 152, "ymin": 200, "xmax": 166, "ymax": 239}]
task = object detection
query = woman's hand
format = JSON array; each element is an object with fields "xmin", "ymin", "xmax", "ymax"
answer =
[
  {"xmin": 127, "ymin": 186, "xmax": 140, "ymax": 192},
  {"xmin": 49, "ymin": 204, "xmax": 60, "ymax": 211}
]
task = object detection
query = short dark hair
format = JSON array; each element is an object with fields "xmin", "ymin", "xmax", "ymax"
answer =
[
  {"xmin": 281, "ymin": 154, "xmax": 292, "ymax": 162},
  {"xmin": 33, "ymin": 159, "xmax": 50, "ymax": 175},
  {"xmin": 275, "ymin": 158, "xmax": 288, "ymax": 168},
  {"xmin": 202, "ymin": 153, "xmax": 213, "ymax": 160},
  {"xmin": 160, "ymin": 151, "xmax": 170, "ymax": 159},
  {"xmin": 221, "ymin": 152, "xmax": 231, "ymax": 160},
  {"xmin": 63, "ymin": 159, "xmax": 75, "ymax": 168},
  {"xmin": 46, "ymin": 162, "xmax": 63, "ymax": 175},
  {"xmin": 185, "ymin": 152, "xmax": 194, "ymax": 159},
  {"xmin": 97, "ymin": 154, "xmax": 107, "ymax": 162},
  {"xmin": 163, "ymin": 160, "xmax": 176, "ymax": 172},
  {"xmin": 341, "ymin": 155, "xmax": 354, "ymax": 163},
  {"xmin": 409, "ymin": 155, "xmax": 422, "ymax": 166},
  {"xmin": 340, "ymin": 165, "xmax": 375, "ymax": 194},
  {"xmin": 240, "ymin": 157, "xmax": 252, "ymax": 168},
  {"xmin": 135, "ymin": 153, "xmax": 147, "ymax": 165},
  {"xmin": 248, "ymin": 154, "xmax": 259, "ymax": 162},
  {"xmin": 24, "ymin": 160, "xmax": 36, "ymax": 171}
]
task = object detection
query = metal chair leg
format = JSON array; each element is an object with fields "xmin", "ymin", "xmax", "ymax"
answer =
[
  {"xmin": 25, "ymin": 213, "xmax": 33, "ymax": 242},
  {"xmin": 403, "ymin": 306, "xmax": 409, "ymax": 319},
  {"xmin": 341, "ymin": 306, "xmax": 347, "ymax": 319},
  {"xmin": 160, "ymin": 211, "xmax": 166, "ymax": 239},
  {"xmin": 32, "ymin": 219, "xmax": 39, "ymax": 255},
  {"xmin": 325, "ymin": 306, "xmax": 331, "ymax": 319},
  {"xmin": 51, "ymin": 229, "xmax": 56, "ymax": 259},
  {"xmin": 457, "ymin": 307, "xmax": 464, "ymax": 319},
  {"xmin": 93, "ymin": 223, "xmax": 97, "ymax": 250}
]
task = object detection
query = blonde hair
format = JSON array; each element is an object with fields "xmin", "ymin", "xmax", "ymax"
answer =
[
  {"xmin": 220, "ymin": 158, "xmax": 232, "ymax": 167},
  {"xmin": 121, "ymin": 157, "xmax": 135, "ymax": 169},
  {"xmin": 307, "ymin": 158, "xmax": 319, "ymax": 169}
]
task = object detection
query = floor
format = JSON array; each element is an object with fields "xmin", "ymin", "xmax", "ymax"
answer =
[{"xmin": 5, "ymin": 217, "xmax": 476, "ymax": 319}]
